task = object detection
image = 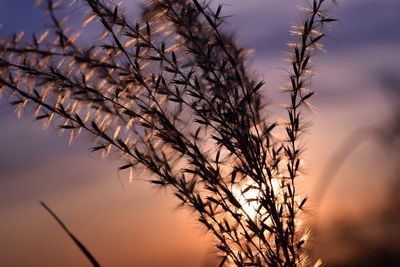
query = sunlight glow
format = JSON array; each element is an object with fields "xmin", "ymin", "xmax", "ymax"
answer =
[
  {"xmin": 233, "ymin": 183, "xmax": 260, "ymax": 219},
  {"xmin": 233, "ymin": 177, "xmax": 282, "ymax": 219}
]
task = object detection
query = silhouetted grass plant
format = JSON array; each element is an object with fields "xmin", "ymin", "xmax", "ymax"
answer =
[{"xmin": 0, "ymin": 0, "xmax": 335, "ymax": 266}]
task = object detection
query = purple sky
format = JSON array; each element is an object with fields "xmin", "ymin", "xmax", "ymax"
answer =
[{"xmin": 1, "ymin": 0, "xmax": 400, "ymax": 266}]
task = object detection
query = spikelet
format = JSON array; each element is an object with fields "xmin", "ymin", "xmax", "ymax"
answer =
[{"xmin": 83, "ymin": 14, "xmax": 97, "ymax": 27}]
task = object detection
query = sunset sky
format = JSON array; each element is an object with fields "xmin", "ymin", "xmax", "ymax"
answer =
[{"xmin": 1, "ymin": 0, "xmax": 400, "ymax": 266}]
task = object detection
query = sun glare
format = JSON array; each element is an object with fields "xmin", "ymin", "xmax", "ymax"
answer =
[
  {"xmin": 233, "ymin": 183, "xmax": 260, "ymax": 219},
  {"xmin": 233, "ymin": 177, "xmax": 283, "ymax": 219}
]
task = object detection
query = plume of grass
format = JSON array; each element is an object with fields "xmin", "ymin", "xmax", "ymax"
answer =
[{"xmin": 0, "ymin": 0, "xmax": 335, "ymax": 265}]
